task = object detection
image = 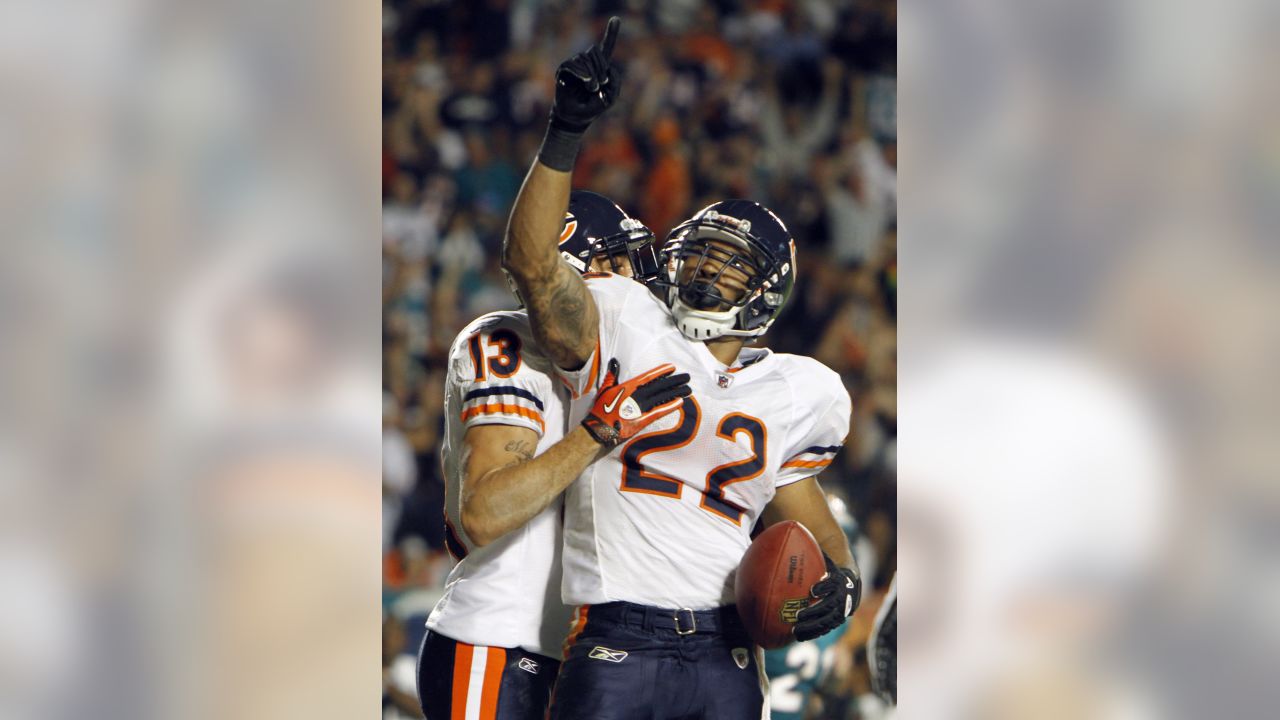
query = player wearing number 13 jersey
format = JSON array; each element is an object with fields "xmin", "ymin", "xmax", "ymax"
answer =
[{"xmin": 417, "ymin": 191, "xmax": 687, "ymax": 720}]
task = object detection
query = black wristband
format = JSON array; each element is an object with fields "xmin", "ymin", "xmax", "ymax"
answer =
[{"xmin": 537, "ymin": 120, "xmax": 586, "ymax": 172}]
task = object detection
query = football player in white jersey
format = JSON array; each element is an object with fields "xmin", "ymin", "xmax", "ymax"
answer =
[
  {"xmin": 417, "ymin": 191, "xmax": 689, "ymax": 720},
  {"xmin": 503, "ymin": 18, "xmax": 863, "ymax": 720}
]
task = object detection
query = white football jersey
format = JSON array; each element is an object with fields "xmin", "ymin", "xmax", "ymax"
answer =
[
  {"xmin": 426, "ymin": 311, "xmax": 574, "ymax": 657},
  {"xmin": 559, "ymin": 274, "xmax": 851, "ymax": 610}
]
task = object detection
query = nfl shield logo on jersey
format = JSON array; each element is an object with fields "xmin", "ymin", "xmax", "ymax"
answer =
[{"xmin": 716, "ymin": 373, "xmax": 733, "ymax": 389}]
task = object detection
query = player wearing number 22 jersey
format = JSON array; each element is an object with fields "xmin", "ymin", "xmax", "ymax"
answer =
[
  {"xmin": 535, "ymin": 204, "xmax": 862, "ymax": 720},
  {"xmin": 504, "ymin": 17, "xmax": 862, "ymax": 719},
  {"xmin": 557, "ymin": 271, "xmax": 850, "ymax": 610}
]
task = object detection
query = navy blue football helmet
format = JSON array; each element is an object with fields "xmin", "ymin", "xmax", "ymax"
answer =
[
  {"xmin": 558, "ymin": 191, "xmax": 659, "ymax": 281},
  {"xmin": 653, "ymin": 200, "xmax": 796, "ymax": 340}
]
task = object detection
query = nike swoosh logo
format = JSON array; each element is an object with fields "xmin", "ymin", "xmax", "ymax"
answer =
[{"xmin": 602, "ymin": 393, "xmax": 621, "ymax": 414}]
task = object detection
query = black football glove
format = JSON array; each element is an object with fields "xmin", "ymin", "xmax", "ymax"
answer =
[
  {"xmin": 539, "ymin": 17, "xmax": 622, "ymax": 170},
  {"xmin": 551, "ymin": 16, "xmax": 621, "ymax": 132},
  {"xmin": 793, "ymin": 552, "xmax": 861, "ymax": 642}
]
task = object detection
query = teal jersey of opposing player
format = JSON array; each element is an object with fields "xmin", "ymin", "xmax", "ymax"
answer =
[{"xmin": 764, "ymin": 622, "xmax": 850, "ymax": 720}]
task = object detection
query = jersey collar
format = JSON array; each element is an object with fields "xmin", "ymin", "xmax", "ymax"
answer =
[{"xmin": 706, "ymin": 346, "xmax": 773, "ymax": 389}]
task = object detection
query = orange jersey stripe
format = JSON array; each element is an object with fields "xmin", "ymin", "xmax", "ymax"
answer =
[
  {"xmin": 560, "ymin": 339, "xmax": 603, "ymax": 400},
  {"xmin": 460, "ymin": 403, "xmax": 545, "ymax": 432},
  {"xmin": 480, "ymin": 647, "xmax": 506, "ymax": 718},
  {"xmin": 587, "ymin": 339, "xmax": 601, "ymax": 393},
  {"xmin": 558, "ymin": 374, "xmax": 577, "ymax": 396},
  {"xmin": 451, "ymin": 642, "xmax": 474, "ymax": 720},
  {"xmin": 781, "ymin": 458, "xmax": 835, "ymax": 470},
  {"xmin": 562, "ymin": 605, "xmax": 590, "ymax": 659}
]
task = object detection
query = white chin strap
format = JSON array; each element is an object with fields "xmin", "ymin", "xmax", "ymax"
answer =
[{"xmin": 669, "ymin": 297, "xmax": 739, "ymax": 340}]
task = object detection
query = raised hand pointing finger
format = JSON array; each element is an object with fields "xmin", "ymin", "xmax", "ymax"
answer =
[
  {"xmin": 599, "ymin": 16, "xmax": 620, "ymax": 60},
  {"xmin": 540, "ymin": 15, "xmax": 625, "ymax": 170}
]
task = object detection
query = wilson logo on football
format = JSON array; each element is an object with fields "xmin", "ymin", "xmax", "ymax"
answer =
[{"xmin": 779, "ymin": 598, "xmax": 809, "ymax": 625}]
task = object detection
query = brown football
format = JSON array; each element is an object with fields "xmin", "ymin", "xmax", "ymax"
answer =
[{"xmin": 734, "ymin": 520, "xmax": 825, "ymax": 649}]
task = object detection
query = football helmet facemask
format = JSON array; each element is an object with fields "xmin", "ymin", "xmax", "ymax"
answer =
[
  {"xmin": 653, "ymin": 200, "xmax": 796, "ymax": 340},
  {"xmin": 559, "ymin": 190, "xmax": 659, "ymax": 280}
]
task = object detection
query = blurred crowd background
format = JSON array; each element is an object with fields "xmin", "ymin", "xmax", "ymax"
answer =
[{"xmin": 381, "ymin": 1, "xmax": 897, "ymax": 716}]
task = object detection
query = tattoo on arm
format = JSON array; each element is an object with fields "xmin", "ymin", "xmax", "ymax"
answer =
[
  {"xmin": 523, "ymin": 261, "xmax": 598, "ymax": 369},
  {"xmin": 504, "ymin": 439, "xmax": 536, "ymax": 462},
  {"xmin": 549, "ymin": 268, "xmax": 587, "ymax": 323},
  {"xmin": 502, "ymin": 163, "xmax": 598, "ymax": 368}
]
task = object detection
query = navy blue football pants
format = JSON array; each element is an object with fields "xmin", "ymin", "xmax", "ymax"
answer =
[
  {"xmin": 417, "ymin": 629, "xmax": 560, "ymax": 720},
  {"xmin": 549, "ymin": 602, "xmax": 764, "ymax": 720}
]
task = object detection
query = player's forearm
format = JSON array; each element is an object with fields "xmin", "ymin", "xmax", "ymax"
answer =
[
  {"xmin": 461, "ymin": 427, "xmax": 604, "ymax": 547},
  {"xmin": 814, "ymin": 522, "xmax": 857, "ymax": 575},
  {"xmin": 503, "ymin": 161, "xmax": 570, "ymax": 282},
  {"xmin": 502, "ymin": 163, "xmax": 599, "ymax": 369},
  {"xmin": 801, "ymin": 496, "xmax": 856, "ymax": 573}
]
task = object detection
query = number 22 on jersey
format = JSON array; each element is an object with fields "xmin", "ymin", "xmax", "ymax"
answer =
[{"xmin": 619, "ymin": 396, "xmax": 766, "ymax": 525}]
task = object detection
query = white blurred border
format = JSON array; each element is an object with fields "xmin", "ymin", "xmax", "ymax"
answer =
[
  {"xmin": 900, "ymin": 0, "xmax": 1280, "ymax": 716},
  {"xmin": 0, "ymin": 0, "xmax": 381, "ymax": 717}
]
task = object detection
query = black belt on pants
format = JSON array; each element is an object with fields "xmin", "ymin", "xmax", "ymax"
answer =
[{"xmin": 587, "ymin": 601, "xmax": 744, "ymax": 636}]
